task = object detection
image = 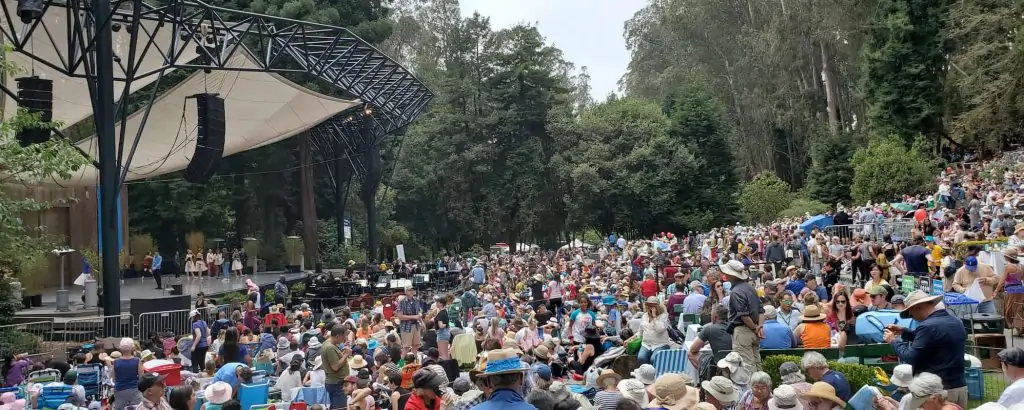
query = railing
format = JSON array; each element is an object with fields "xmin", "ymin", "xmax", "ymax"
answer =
[
  {"xmin": 0, "ymin": 320, "xmax": 59, "ymax": 361},
  {"xmin": 822, "ymin": 223, "xmax": 879, "ymax": 241},
  {"xmin": 138, "ymin": 309, "xmax": 193, "ymax": 341},
  {"xmin": 879, "ymin": 219, "xmax": 915, "ymax": 241},
  {"xmin": 63, "ymin": 314, "xmax": 135, "ymax": 344}
]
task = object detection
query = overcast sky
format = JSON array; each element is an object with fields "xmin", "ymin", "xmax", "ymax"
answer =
[{"xmin": 458, "ymin": 0, "xmax": 648, "ymax": 101}]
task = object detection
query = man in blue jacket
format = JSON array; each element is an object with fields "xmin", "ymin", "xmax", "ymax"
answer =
[{"xmin": 884, "ymin": 290, "xmax": 967, "ymax": 408}]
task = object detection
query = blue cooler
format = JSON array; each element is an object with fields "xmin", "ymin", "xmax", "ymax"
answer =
[
  {"xmin": 855, "ymin": 310, "xmax": 916, "ymax": 343},
  {"xmin": 965, "ymin": 368, "xmax": 983, "ymax": 400}
]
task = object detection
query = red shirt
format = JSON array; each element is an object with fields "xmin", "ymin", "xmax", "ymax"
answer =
[{"xmin": 641, "ymin": 279, "xmax": 658, "ymax": 297}]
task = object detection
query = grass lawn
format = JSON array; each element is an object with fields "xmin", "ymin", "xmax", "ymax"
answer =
[{"xmin": 966, "ymin": 372, "xmax": 1007, "ymax": 408}]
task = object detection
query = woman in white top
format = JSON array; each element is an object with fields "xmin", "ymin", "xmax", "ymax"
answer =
[
  {"xmin": 303, "ymin": 356, "xmax": 326, "ymax": 387},
  {"xmin": 276, "ymin": 356, "xmax": 304, "ymax": 401},
  {"xmin": 625, "ymin": 296, "xmax": 672, "ymax": 365}
]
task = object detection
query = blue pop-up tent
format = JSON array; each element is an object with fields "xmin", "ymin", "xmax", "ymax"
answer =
[{"xmin": 800, "ymin": 214, "xmax": 833, "ymax": 235}]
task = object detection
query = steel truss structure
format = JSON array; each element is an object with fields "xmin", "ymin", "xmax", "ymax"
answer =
[
  {"xmin": 0, "ymin": 0, "xmax": 430, "ymax": 316},
  {"xmin": 0, "ymin": 0, "xmax": 432, "ymax": 137}
]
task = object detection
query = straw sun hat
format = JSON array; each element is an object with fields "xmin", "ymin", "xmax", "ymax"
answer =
[
  {"xmin": 800, "ymin": 305, "xmax": 827, "ymax": 322},
  {"xmin": 899, "ymin": 290, "xmax": 943, "ymax": 319},
  {"xmin": 802, "ymin": 381, "xmax": 846, "ymax": 409},
  {"xmin": 648, "ymin": 374, "xmax": 699, "ymax": 410}
]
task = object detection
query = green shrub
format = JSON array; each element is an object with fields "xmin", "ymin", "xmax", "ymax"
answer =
[
  {"xmin": 779, "ymin": 198, "xmax": 830, "ymax": 218},
  {"xmin": 0, "ymin": 330, "xmax": 40, "ymax": 357},
  {"xmin": 762, "ymin": 355, "xmax": 877, "ymax": 393}
]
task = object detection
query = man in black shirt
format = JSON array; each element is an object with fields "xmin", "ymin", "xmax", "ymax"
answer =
[
  {"xmin": 722, "ymin": 260, "xmax": 763, "ymax": 374},
  {"xmin": 529, "ymin": 274, "xmax": 545, "ymax": 309},
  {"xmin": 534, "ymin": 304, "xmax": 553, "ymax": 328}
]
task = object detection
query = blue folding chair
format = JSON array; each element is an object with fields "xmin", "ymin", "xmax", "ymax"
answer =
[{"xmin": 238, "ymin": 383, "xmax": 270, "ymax": 410}]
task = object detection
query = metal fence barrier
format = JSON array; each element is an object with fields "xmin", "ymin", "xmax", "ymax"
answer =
[
  {"xmin": 0, "ymin": 320, "xmax": 60, "ymax": 361},
  {"xmin": 138, "ymin": 309, "xmax": 193, "ymax": 341},
  {"xmin": 822, "ymin": 223, "xmax": 878, "ymax": 241},
  {"xmin": 63, "ymin": 314, "xmax": 135, "ymax": 344},
  {"xmin": 880, "ymin": 219, "xmax": 915, "ymax": 241}
]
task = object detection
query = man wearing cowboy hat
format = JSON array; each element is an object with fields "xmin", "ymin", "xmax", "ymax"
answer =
[
  {"xmin": 883, "ymin": 290, "xmax": 967, "ymax": 407},
  {"xmin": 721, "ymin": 259, "xmax": 764, "ymax": 373},
  {"xmin": 468, "ymin": 349, "xmax": 534, "ymax": 410}
]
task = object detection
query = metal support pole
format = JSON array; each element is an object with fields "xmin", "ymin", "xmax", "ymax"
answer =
[
  {"xmin": 361, "ymin": 121, "xmax": 380, "ymax": 263},
  {"xmin": 334, "ymin": 143, "xmax": 351, "ymax": 246},
  {"xmin": 93, "ymin": 0, "xmax": 121, "ymax": 317}
]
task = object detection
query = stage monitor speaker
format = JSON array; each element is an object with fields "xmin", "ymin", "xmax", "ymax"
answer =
[
  {"xmin": 184, "ymin": 93, "xmax": 225, "ymax": 184},
  {"xmin": 15, "ymin": 76, "xmax": 53, "ymax": 147}
]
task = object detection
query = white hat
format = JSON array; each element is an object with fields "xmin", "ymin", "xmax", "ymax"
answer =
[
  {"xmin": 767, "ymin": 385, "xmax": 803, "ymax": 410},
  {"xmin": 203, "ymin": 381, "xmax": 233, "ymax": 405},
  {"xmin": 311, "ymin": 356, "xmax": 323, "ymax": 370},
  {"xmin": 890, "ymin": 364, "xmax": 913, "ymax": 388},
  {"xmin": 701, "ymin": 376, "xmax": 738, "ymax": 405},
  {"xmin": 618, "ymin": 379, "xmax": 649, "ymax": 407},
  {"xmin": 631, "ymin": 364, "xmax": 656, "ymax": 385},
  {"xmin": 717, "ymin": 351, "xmax": 743, "ymax": 373},
  {"xmin": 719, "ymin": 260, "xmax": 748, "ymax": 280},
  {"xmin": 307, "ymin": 337, "xmax": 321, "ymax": 349}
]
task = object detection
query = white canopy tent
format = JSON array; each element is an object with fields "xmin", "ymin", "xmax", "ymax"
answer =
[{"xmin": 60, "ymin": 51, "xmax": 358, "ymax": 185}]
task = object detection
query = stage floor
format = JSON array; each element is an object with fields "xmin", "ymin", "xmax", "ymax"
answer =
[{"xmin": 15, "ymin": 271, "xmax": 308, "ymax": 319}]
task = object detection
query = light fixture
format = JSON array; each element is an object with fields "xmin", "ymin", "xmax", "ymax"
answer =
[{"xmin": 362, "ymin": 105, "xmax": 373, "ymax": 116}]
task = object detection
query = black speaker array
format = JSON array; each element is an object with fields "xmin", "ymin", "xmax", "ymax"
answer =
[
  {"xmin": 15, "ymin": 76, "xmax": 53, "ymax": 147},
  {"xmin": 184, "ymin": 93, "xmax": 226, "ymax": 184}
]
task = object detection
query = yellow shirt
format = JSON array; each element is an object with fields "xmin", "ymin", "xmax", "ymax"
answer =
[{"xmin": 930, "ymin": 245, "xmax": 942, "ymax": 267}]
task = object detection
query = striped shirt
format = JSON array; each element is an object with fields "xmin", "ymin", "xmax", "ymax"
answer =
[{"xmin": 593, "ymin": 390, "xmax": 623, "ymax": 410}]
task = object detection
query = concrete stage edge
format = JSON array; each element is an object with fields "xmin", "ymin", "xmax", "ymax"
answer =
[{"xmin": 15, "ymin": 271, "xmax": 308, "ymax": 321}]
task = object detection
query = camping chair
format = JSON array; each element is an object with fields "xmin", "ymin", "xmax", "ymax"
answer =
[
  {"xmin": 75, "ymin": 363, "xmax": 103, "ymax": 399},
  {"xmin": 38, "ymin": 385, "xmax": 74, "ymax": 410},
  {"xmin": 650, "ymin": 349, "xmax": 689, "ymax": 377},
  {"xmin": 28, "ymin": 369, "xmax": 61, "ymax": 384},
  {"xmin": 238, "ymin": 383, "xmax": 270, "ymax": 410}
]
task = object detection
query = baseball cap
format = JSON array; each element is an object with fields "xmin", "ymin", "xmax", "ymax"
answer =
[
  {"xmin": 892, "ymin": 295, "xmax": 906, "ymax": 305},
  {"xmin": 344, "ymin": 375, "xmax": 358, "ymax": 384},
  {"xmin": 532, "ymin": 363, "xmax": 552, "ymax": 381},
  {"xmin": 965, "ymin": 256, "xmax": 979, "ymax": 271},
  {"xmin": 868, "ymin": 285, "xmax": 887, "ymax": 296},
  {"xmin": 138, "ymin": 373, "xmax": 167, "ymax": 391}
]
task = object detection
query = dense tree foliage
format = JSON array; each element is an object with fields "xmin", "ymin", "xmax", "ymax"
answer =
[{"xmin": 116, "ymin": 0, "xmax": 1024, "ymax": 261}]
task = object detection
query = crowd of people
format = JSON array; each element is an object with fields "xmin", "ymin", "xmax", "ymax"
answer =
[{"xmin": 7, "ymin": 154, "xmax": 1024, "ymax": 410}]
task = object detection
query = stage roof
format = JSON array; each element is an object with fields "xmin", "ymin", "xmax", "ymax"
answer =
[
  {"xmin": 1, "ymin": 1, "xmax": 199, "ymax": 127},
  {"xmin": 62, "ymin": 52, "xmax": 357, "ymax": 185}
]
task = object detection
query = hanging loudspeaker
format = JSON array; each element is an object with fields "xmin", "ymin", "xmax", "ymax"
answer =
[
  {"xmin": 17, "ymin": 0, "xmax": 44, "ymax": 23},
  {"xmin": 16, "ymin": 76, "xmax": 53, "ymax": 147},
  {"xmin": 184, "ymin": 93, "xmax": 225, "ymax": 184}
]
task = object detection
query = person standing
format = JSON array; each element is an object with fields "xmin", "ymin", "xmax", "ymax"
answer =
[
  {"xmin": 721, "ymin": 260, "xmax": 763, "ymax": 373},
  {"xmin": 152, "ymin": 252, "xmax": 164, "ymax": 290},
  {"xmin": 398, "ymin": 286, "xmax": 425, "ymax": 353},
  {"xmin": 321, "ymin": 323, "xmax": 351, "ymax": 409},
  {"xmin": 883, "ymin": 290, "xmax": 967, "ymax": 407}
]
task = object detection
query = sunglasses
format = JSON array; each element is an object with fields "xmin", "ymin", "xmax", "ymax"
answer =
[{"xmin": 834, "ymin": 300, "xmax": 847, "ymax": 304}]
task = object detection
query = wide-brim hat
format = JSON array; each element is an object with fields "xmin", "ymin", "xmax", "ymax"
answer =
[
  {"xmin": 720, "ymin": 260, "xmax": 748, "ymax": 280},
  {"xmin": 533, "ymin": 274, "xmax": 545, "ymax": 282},
  {"xmin": 595, "ymin": 369, "xmax": 621, "ymax": 387},
  {"xmin": 801, "ymin": 305, "xmax": 826, "ymax": 322},
  {"xmin": 649, "ymin": 374, "xmax": 699, "ymax": 410},
  {"xmin": 631, "ymin": 364, "xmax": 657, "ymax": 385},
  {"xmin": 618, "ymin": 379, "xmax": 649, "ymax": 407},
  {"xmin": 717, "ymin": 352, "xmax": 743, "ymax": 372},
  {"xmin": 701, "ymin": 376, "xmax": 738, "ymax": 404},
  {"xmin": 900, "ymin": 290, "xmax": 943, "ymax": 318},
  {"xmin": 767, "ymin": 385, "xmax": 803, "ymax": 410},
  {"xmin": 311, "ymin": 356, "xmax": 323, "ymax": 370},
  {"xmin": 204, "ymin": 381, "xmax": 233, "ymax": 405},
  {"xmin": 803, "ymin": 382, "xmax": 846, "ymax": 409},
  {"xmin": 348, "ymin": 355, "xmax": 368, "ymax": 369},
  {"xmin": 1007, "ymin": 247, "xmax": 1021, "ymax": 263},
  {"xmin": 307, "ymin": 337, "xmax": 321, "ymax": 349},
  {"xmin": 890, "ymin": 364, "xmax": 913, "ymax": 388},
  {"xmin": 533, "ymin": 345, "xmax": 550, "ymax": 361},
  {"xmin": 478, "ymin": 348, "xmax": 527, "ymax": 376}
]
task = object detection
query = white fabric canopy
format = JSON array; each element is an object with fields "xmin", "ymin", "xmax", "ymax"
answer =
[
  {"xmin": 1, "ymin": 0, "xmax": 199, "ymax": 127},
  {"xmin": 62, "ymin": 52, "xmax": 357, "ymax": 185}
]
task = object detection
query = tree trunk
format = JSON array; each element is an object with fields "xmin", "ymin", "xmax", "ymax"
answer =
[{"xmin": 820, "ymin": 41, "xmax": 842, "ymax": 135}]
